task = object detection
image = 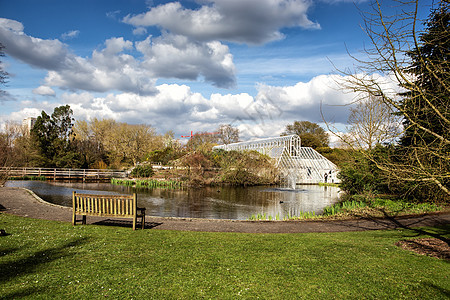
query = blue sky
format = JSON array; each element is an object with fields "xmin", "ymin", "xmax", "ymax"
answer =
[{"xmin": 0, "ymin": 0, "xmax": 434, "ymax": 141}]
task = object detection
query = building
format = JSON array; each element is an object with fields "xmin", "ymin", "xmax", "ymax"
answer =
[
  {"xmin": 22, "ymin": 117, "xmax": 36, "ymax": 133},
  {"xmin": 213, "ymin": 135, "xmax": 339, "ymax": 185}
]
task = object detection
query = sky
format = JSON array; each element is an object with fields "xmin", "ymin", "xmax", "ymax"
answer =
[{"xmin": 0, "ymin": 0, "xmax": 435, "ymax": 142}]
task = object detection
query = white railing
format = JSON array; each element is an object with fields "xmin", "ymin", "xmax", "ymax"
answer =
[{"xmin": 1, "ymin": 167, "xmax": 126, "ymax": 180}]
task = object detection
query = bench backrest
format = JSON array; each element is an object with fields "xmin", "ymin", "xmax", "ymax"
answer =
[{"xmin": 73, "ymin": 192, "xmax": 137, "ymax": 217}]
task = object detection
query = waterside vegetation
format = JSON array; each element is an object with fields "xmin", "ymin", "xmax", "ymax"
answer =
[
  {"xmin": 7, "ymin": 175, "xmax": 47, "ymax": 181},
  {"xmin": 248, "ymin": 196, "xmax": 446, "ymax": 221},
  {"xmin": 111, "ymin": 178, "xmax": 183, "ymax": 189}
]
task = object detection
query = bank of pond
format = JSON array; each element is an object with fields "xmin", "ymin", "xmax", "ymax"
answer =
[{"xmin": 6, "ymin": 179, "xmax": 445, "ymax": 221}]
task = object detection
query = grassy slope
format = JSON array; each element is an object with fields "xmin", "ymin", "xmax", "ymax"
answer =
[{"xmin": 0, "ymin": 213, "xmax": 449, "ymax": 299}]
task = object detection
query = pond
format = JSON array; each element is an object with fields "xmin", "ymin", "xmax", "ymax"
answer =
[{"xmin": 5, "ymin": 180, "xmax": 341, "ymax": 220}]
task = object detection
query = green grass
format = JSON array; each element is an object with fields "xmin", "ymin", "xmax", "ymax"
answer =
[
  {"xmin": 1, "ymin": 213, "xmax": 449, "ymax": 299},
  {"xmin": 370, "ymin": 197, "xmax": 444, "ymax": 214}
]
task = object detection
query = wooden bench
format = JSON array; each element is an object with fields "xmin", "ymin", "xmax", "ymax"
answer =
[{"xmin": 72, "ymin": 192, "xmax": 146, "ymax": 230}]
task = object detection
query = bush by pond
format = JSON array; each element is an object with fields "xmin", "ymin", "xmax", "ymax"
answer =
[{"xmin": 130, "ymin": 165, "xmax": 154, "ymax": 178}]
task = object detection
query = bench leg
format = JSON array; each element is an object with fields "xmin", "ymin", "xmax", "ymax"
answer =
[
  {"xmin": 133, "ymin": 216, "xmax": 136, "ymax": 230},
  {"xmin": 141, "ymin": 214, "xmax": 145, "ymax": 230},
  {"xmin": 72, "ymin": 214, "xmax": 86, "ymax": 225}
]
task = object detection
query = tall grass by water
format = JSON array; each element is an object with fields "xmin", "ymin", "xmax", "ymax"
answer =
[
  {"xmin": 1, "ymin": 213, "xmax": 448, "ymax": 299},
  {"xmin": 322, "ymin": 199, "xmax": 367, "ymax": 216},
  {"xmin": 249, "ymin": 211, "xmax": 317, "ymax": 221},
  {"xmin": 248, "ymin": 197, "xmax": 445, "ymax": 221},
  {"xmin": 111, "ymin": 178, "xmax": 183, "ymax": 189},
  {"xmin": 7, "ymin": 175, "xmax": 47, "ymax": 181}
]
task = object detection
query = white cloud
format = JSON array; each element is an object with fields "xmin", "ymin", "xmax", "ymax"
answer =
[
  {"xmin": 61, "ymin": 30, "xmax": 80, "ymax": 40},
  {"xmin": 0, "ymin": 18, "xmax": 69, "ymax": 70},
  {"xmin": 136, "ymin": 33, "xmax": 236, "ymax": 88},
  {"xmin": 123, "ymin": 0, "xmax": 320, "ymax": 45},
  {"xmin": 254, "ymin": 75, "xmax": 353, "ymax": 123},
  {"xmin": 132, "ymin": 27, "xmax": 147, "ymax": 35},
  {"xmin": 32, "ymin": 85, "xmax": 56, "ymax": 96},
  {"xmin": 0, "ymin": 18, "xmax": 23, "ymax": 32},
  {"xmin": 3, "ymin": 74, "xmax": 368, "ymax": 140},
  {"xmin": 0, "ymin": 18, "xmax": 237, "ymax": 93},
  {"xmin": 106, "ymin": 10, "xmax": 121, "ymax": 20}
]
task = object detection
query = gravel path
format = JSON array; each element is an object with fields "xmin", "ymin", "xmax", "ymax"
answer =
[{"xmin": 1, "ymin": 187, "xmax": 449, "ymax": 233}]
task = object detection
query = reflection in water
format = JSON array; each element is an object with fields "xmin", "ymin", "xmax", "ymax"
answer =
[{"xmin": 6, "ymin": 181, "xmax": 341, "ymax": 220}]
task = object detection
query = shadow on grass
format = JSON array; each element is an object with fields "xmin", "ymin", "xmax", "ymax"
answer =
[
  {"xmin": 0, "ymin": 237, "xmax": 91, "ymax": 284},
  {"xmin": 0, "ymin": 247, "xmax": 18, "ymax": 258},
  {"xmin": 2, "ymin": 286, "xmax": 47, "ymax": 299},
  {"xmin": 92, "ymin": 219, "xmax": 162, "ymax": 229},
  {"xmin": 372, "ymin": 208, "xmax": 449, "ymax": 245},
  {"xmin": 341, "ymin": 207, "xmax": 450, "ymax": 245},
  {"xmin": 422, "ymin": 282, "xmax": 450, "ymax": 298}
]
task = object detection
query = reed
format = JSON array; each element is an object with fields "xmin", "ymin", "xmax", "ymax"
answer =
[
  {"xmin": 283, "ymin": 211, "xmax": 317, "ymax": 220},
  {"xmin": 249, "ymin": 211, "xmax": 317, "ymax": 220},
  {"xmin": 322, "ymin": 200, "xmax": 367, "ymax": 216},
  {"xmin": 246, "ymin": 196, "xmax": 444, "ymax": 221},
  {"xmin": 8, "ymin": 175, "xmax": 47, "ymax": 181},
  {"xmin": 111, "ymin": 178, "xmax": 183, "ymax": 189},
  {"xmin": 318, "ymin": 182, "xmax": 340, "ymax": 187}
]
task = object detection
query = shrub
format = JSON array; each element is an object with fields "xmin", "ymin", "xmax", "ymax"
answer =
[
  {"xmin": 130, "ymin": 165, "xmax": 154, "ymax": 178},
  {"xmin": 338, "ymin": 147, "xmax": 391, "ymax": 196}
]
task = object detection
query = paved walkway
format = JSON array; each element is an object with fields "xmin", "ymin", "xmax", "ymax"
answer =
[{"xmin": 1, "ymin": 187, "xmax": 449, "ymax": 233}]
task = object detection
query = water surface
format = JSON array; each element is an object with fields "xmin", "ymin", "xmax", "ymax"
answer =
[{"xmin": 6, "ymin": 181, "xmax": 341, "ymax": 220}]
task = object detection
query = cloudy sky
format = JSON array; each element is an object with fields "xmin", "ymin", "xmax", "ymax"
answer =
[{"xmin": 0, "ymin": 0, "xmax": 433, "ymax": 142}]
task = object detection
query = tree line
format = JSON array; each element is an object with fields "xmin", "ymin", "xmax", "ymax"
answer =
[
  {"xmin": 0, "ymin": 106, "xmax": 245, "ymax": 170},
  {"xmin": 0, "ymin": 108, "xmax": 282, "ymax": 186}
]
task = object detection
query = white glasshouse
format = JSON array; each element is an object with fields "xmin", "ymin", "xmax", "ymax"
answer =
[{"xmin": 213, "ymin": 134, "xmax": 339, "ymax": 185}]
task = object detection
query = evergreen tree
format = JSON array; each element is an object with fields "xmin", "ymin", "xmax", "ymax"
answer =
[
  {"xmin": 400, "ymin": 2, "xmax": 449, "ymax": 147},
  {"xmin": 31, "ymin": 105, "xmax": 82, "ymax": 167},
  {"xmin": 395, "ymin": 2, "xmax": 450, "ymax": 200}
]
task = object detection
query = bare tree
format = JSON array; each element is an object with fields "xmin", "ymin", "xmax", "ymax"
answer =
[
  {"xmin": 335, "ymin": 0, "xmax": 450, "ymax": 198},
  {"xmin": 0, "ymin": 133, "xmax": 11, "ymax": 186},
  {"xmin": 104, "ymin": 123, "xmax": 163, "ymax": 167},
  {"xmin": 0, "ymin": 44, "xmax": 11, "ymax": 184},
  {"xmin": 73, "ymin": 119, "xmax": 164, "ymax": 168},
  {"xmin": 346, "ymin": 94, "xmax": 401, "ymax": 150},
  {"xmin": 186, "ymin": 131, "xmax": 219, "ymax": 152},
  {"xmin": 218, "ymin": 124, "xmax": 239, "ymax": 144},
  {"xmin": 0, "ymin": 42, "xmax": 8, "ymax": 96},
  {"xmin": 0, "ymin": 121, "xmax": 26, "ymax": 185}
]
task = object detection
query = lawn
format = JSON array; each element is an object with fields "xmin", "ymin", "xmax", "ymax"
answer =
[{"xmin": 0, "ymin": 213, "xmax": 449, "ymax": 299}]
